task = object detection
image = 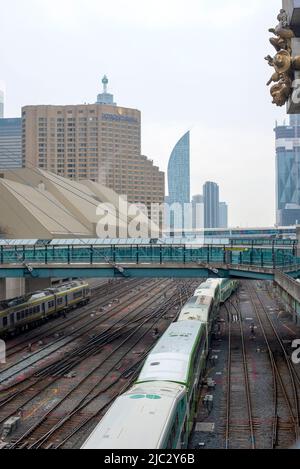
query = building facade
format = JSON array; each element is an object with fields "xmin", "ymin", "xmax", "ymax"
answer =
[
  {"xmin": 219, "ymin": 202, "xmax": 228, "ymax": 228},
  {"xmin": 167, "ymin": 131, "xmax": 190, "ymax": 205},
  {"xmin": 275, "ymin": 115, "xmax": 300, "ymax": 226},
  {"xmin": 203, "ymin": 181, "xmax": 219, "ymax": 229},
  {"xmin": 0, "ymin": 118, "xmax": 22, "ymax": 169},
  {"xmin": 192, "ymin": 194, "xmax": 204, "ymax": 230},
  {"xmin": 0, "ymin": 90, "xmax": 4, "ymax": 118},
  {"xmin": 22, "ymin": 78, "xmax": 165, "ymax": 219}
]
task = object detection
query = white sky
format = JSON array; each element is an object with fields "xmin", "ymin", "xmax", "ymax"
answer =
[{"xmin": 0, "ymin": 0, "xmax": 286, "ymax": 227}]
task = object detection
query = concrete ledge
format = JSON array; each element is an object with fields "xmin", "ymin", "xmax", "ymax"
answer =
[
  {"xmin": 274, "ymin": 270, "xmax": 300, "ymax": 301},
  {"xmin": 274, "ymin": 269, "xmax": 300, "ymax": 322}
]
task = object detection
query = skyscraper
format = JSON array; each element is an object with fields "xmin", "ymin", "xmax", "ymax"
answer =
[
  {"xmin": 203, "ymin": 181, "xmax": 219, "ymax": 228},
  {"xmin": 0, "ymin": 118, "xmax": 22, "ymax": 169},
  {"xmin": 275, "ymin": 115, "xmax": 300, "ymax": 226},
  {"xmin": 192, "ymin": 194, "xmax": 204, "ymax": 230},
  {"xmin": 167, "ymin": 131, "xmax": 190, "ymax": 205},
  {"xmin": 219, "ymin": 202, "xmax": 228, "ymax": 228},
  {"xmin": 0, "ymin": 90, "xmax": 4, "ymax": 118},
  {"xmin": 22, "ymin": 77, "xmax": 165, "ymax": 218}
]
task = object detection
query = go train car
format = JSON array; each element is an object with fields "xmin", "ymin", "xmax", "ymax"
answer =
[
  {"xmin": 81, "ymin": 321, "xmax": 206, "ymax": 449},
  {"xmin": 0, "ymin": 280, "xmax": 90, "ymax": 336},
  {"xmin": 81, "ymin": 382, "xmax": 188, "ymax": 450},
  {"xmin": 80, "ymin": 277, "xmax": 238, "ymax": 450},
  {"xmin": 218, "ymin": 278, "xmax": 238, "ymax": 303}
]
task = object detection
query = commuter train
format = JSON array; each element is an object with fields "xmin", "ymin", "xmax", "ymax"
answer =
[
  {"xmin": 81, "ymin": 278, "xmax": 238, "ymax": 450},
  {"xmin": 0, "ymin": 280, "xmax": 91, "ymax": 337}
]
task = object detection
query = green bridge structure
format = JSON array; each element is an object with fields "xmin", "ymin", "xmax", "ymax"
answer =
[{"xmin": 0, "ymin": 239, "xmax": 299, "ymax": 281}]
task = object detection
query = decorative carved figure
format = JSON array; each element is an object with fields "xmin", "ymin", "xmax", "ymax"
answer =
[
  {"xmin": 266, "ymin": 9, "xmax": 297, "ymax": 107},
  {"xmin": 272, "ymin": 50, "xmax": 292, "ymax": 74},
  {"xmin": 270, "ymin": 75, "xmax": 292, "ymax": 106},
  {"xmin": 269, "ymin": 8, "xmax": 294, "ymax": 54}
]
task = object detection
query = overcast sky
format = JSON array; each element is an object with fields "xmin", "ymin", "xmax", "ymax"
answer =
[{"xmin": 0, "ymin": 0, "xmax": 286, "ymax": 227}]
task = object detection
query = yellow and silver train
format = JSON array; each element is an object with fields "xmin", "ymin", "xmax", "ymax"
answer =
[{"xmin": 0, "ymin": 280, "xmax": 91, "ymax": 336}]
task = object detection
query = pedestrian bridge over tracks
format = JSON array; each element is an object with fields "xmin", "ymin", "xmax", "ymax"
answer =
[{"xmin": 0, "ymin": 239, "xmax": 299, "ymax": 281}]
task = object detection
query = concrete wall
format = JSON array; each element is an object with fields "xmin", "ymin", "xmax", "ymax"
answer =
[
  {"xmin": 0, "ymin": 278, "xmax": 25, "ymax": 300},
  {"xmin": 274, "ymin": 270, "xmax": 300, "ymax": 323},
  {"xmin": 25, "ymin": 278, "xmax": 51, "ymax": 293},
  {"xmin": 0, "ymin": 278, "xmax": 52, "ymax": 300}
]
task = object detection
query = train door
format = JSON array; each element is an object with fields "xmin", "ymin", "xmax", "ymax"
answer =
[
  {"xmin": 9, "ymin": 313, "xmax": 15, "ymax": 328},
  {"xmin": 42, "ymin": 301, "xmax": 47, "ymax": 318}
]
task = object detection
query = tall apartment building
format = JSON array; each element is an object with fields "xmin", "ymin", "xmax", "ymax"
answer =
[{"xmin": 22, "ymin": 77, "xmax": 165, "ymax": 219}]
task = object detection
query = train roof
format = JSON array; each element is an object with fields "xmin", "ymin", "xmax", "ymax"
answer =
[
  {"xmin": 178, "ymin": 296, "xmax": 213, "ymax": 323},
  {"xmin": 0, "ymin": 280, "xmax": 88, "ymax": 311},
  {"xmin": 194, "ymin": 286, "xmax": 216, "ymax": 297},
  {"xmin": 81, "ymin": 382, "xmax": 185, "ymax": 449},
  {"xmin": 0, "ymin": 291, "xmax": 51, "ymax": 311},
  {"xmin": 202, "ymin": 279, "xmax": 221, "ymax": 286},
  {"xmin": 46, "ymin": 280, "xmax": 87, "ymax": 293},
  {"xmin": 182, "ymin": 295, "xmax": 213, "ymax": 308},
  {"xmin": 137, "ymin": 321, "xmax": 204, "ymax": 386}
]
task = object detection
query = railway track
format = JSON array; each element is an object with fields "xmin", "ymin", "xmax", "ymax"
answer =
[
  {"xmin": 3, "ymin": 278, "xmax": 145, "ymax": 361},
  {"xmin": 224, "ymin": 297, "xmax": 255, "ymax": 449},
  {"xmin": 0, "ymin": 279, "xmax": 162, "ymax": 387},
  {"xmin": 246, "ymin": 282, "xmax": 300, "ymax": 448},
  {"xmin": 0, "ymin": 280, "xmax": 196, "ymax": 449}
]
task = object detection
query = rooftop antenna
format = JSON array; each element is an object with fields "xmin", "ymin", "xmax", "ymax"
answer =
[{"xmin": 102, "ymin": 75, "xmax": 109, "ymax": 94}]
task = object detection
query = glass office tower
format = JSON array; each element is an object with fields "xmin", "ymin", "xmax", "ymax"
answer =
[
  {"xmin": 168, "ymin": 131, "xmax": 190, "ymax": 205},
  {"xmin": 0, "ymin": 118, "xmax": 22, "ymax": 169},
  {"xmin": 203, "ymin": 181, "xmax": 219, "ymax": 229},
  {"xmin": 167, "ymin": 132, "xmax": 191, "ymax": 233},
  {"xmin": 275, "ymin": 115, "xmax": 300, "ymax": 225}
]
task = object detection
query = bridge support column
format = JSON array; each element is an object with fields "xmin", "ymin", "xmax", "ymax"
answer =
[
  {"xmin": 0, "ymin": 279, "xmax": 5, "ymax": 300},
  {"xmin": 0, "ymin": 278, "xmax": 26, "ymax": 301},
  {"xmin": 25, "ymin": 278, "xmax": 52, "ymax": 294}
]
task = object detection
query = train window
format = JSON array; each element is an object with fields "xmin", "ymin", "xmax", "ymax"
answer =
[
  {"xmin": 21, "ymin": 311, "xmax": 25, "ymax": 319},
  {"xmin": 73, "ymin": 291, "xmax": 83, "ymax": 300},
  {"xmin": 29, "ymin": 308, "xmax": 33, "ymax": 316},
  {"xmin": 3, "ymin": 317, "xmax": 7, "ymax": 327},
  {"xmin": 37, "ymin": 305, "xmax": 40, "ymax": 313},
  {"xmin": 17, "ymin": 312, "xmax": 21, "ymax": 320}
]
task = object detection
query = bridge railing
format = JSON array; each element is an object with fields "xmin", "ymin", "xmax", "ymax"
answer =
[{"xmin": 0, "ymin": 244, "xmax": 299, "ymax": 269}]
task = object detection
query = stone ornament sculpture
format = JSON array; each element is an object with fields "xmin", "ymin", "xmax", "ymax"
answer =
[
  {"xmin": 269, "ymin": 9, "xmax": 294, "ymax": 54},
  {"xmin": 266, "ymin": 9, "xmax": 300, "ymax": 107}
]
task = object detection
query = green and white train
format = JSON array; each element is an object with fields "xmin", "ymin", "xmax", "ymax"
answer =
[
  {"xmin": 0, "ymin": 280, "xmax": 91, "ymax": 337},
  {"xmin": 81, "ymin": 278, "xmax": 238, "ymax": 450}
]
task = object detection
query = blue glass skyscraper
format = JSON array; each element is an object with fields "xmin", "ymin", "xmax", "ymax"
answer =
[
  {"xmin": 275, "ymin": 115, "xmax": 300, "ymax": 225},
  {"xmin": 0, "ymin": 118, "xmax": 22, "ymax": 169},
  {"xmin": 167, "ymin": 131, "xmax": 190, "ymax": 205}
]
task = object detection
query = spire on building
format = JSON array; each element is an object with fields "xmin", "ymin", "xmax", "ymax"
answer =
[{"xmin": 96, "ymin": 75, "xmax": 117, "ymax": 106}]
